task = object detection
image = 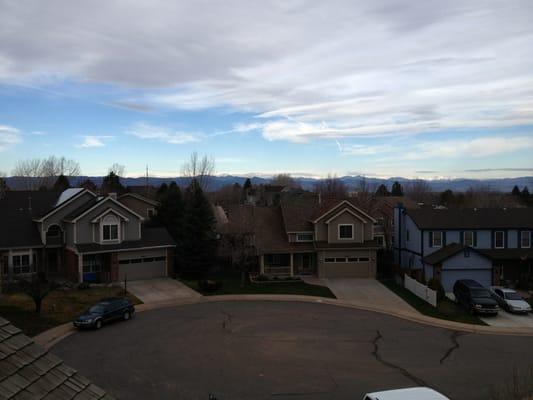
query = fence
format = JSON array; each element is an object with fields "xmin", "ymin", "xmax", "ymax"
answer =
[{"xmin": 404, "ymin": 274, "xmax": 437, "ymax": 307}]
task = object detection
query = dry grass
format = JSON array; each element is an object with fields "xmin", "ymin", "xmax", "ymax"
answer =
[{"xmin": 0, "ymin": 286, "xmax": 141, "ymax": 337}]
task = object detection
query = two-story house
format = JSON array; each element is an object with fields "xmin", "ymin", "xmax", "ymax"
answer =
[
  {"xmin": 219, "ymin": 194, "xmax": 382, "ymax": 278},
  {"xmin": 0, "ymin": 188, "xmax": 175, "ymax": 284},
  {"xmin": 394, "ymin": 205, "xmax": 533, "ymax": 291}
]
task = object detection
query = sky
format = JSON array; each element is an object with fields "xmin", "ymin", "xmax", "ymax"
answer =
[{"xmin": 0, "ymin": 0, "xmax": 532, "ymax": 179}]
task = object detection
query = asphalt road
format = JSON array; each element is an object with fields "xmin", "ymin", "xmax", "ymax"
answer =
[{"xmin": 52, "ymin": 301, "xmax": 533, "ymax": 400}]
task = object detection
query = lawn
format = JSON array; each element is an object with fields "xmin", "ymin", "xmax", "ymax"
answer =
[
  {"xmin": 380, "ymin": 279, "xmax": 486, "ymax": 325},
  {"xmin": 181, "ymin": 273, "xmax": 336, "ymax": 298},
  {"xmin": 0, "ymin": 286, "xmax": 141, "ymax": 337}
]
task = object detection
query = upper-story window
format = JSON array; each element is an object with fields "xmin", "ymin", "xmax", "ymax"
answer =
[
  {"xmin": 338, "ymin": 224, "xmax": 354, "ymax": 240},
  {"xmin": 521, "ymin": 231, "xmax": 531, "ymax": 248},
  {"xmin": 12, "ymin": 253, "xmax": 31, "ymax": 274},
  {"xmin": 102, "ymin": 215, "xmax": 119, "ymax": 242},
  {"xmin": 296, "ymin": 233, "xmax": 313, "ymax": 242},
  {"xmin": 463, "ymin": 231, "xmax": 474, "ymax": 247},
  {"xmin": 494, "ymin": 231, "xmax": 505, "ymax": 249},
  {"xmin": 431, "ymin": 231, "xmax": 443, "ymax": 248}
]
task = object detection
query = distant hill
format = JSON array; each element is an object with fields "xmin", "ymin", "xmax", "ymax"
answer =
[{"xmin": 4, "ymin": 175, "xmax": 532, "ymax": 192}]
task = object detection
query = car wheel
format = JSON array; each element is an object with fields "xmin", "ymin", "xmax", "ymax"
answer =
[
  {"xmin": 123, "ymin": 311, "xmax": 130, "ymax": 321},
  {"xmin": 95, "ymin": 319, "xmax": 103, "ymax": 330}
]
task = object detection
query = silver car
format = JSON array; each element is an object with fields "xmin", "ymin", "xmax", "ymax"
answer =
[{"xmin": 491, "ymin": 287, "xmax": 532, "ymax": 314}]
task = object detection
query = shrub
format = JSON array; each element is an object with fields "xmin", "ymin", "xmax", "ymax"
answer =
[
  {"xmin": 427, "ymin": 278, "xmax": 445, "ymax": 302},
  {"xmin": 77, "ymin": 282, "xmax": 91, "ymax": 290},
  {"xmin": 198, "ymin": 279, "xmax": 223, "ymax": 293}
]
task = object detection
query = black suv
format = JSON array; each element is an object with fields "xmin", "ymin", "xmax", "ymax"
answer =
[
  {"xmin": 453, "ymin": 280, "xmax": 499, "ymax": 316},
  {"xmin": 74, "ymin": 297, "xmax": 135, "ymax": 329}
]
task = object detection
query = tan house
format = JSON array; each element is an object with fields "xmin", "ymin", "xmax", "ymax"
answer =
[{"xmin": 219, "ymin": 193, "xmax": 382, "ymax": 279}]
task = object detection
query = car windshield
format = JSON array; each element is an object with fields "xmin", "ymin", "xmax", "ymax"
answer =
[
  {"xmin": 504, "ymin": 292, "xmax": 523, "ymax": 301},
  {"xmin": 88, "ymin": 305, "xmax": 106, "ymax": 313},
  {"xmin": 471, "ymin": 289, "xmax": 491, "ymax": 298}
]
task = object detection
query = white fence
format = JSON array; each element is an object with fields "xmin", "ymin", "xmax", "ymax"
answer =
[{"xmin": 404, "ymin": 274, "xmax": 437, "ymax": 307}]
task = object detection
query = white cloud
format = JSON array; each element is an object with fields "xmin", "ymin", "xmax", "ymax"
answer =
[
  {"xmin": 30, "ymin": 130, "xmax": 47, "ymax": 136},
  {"xmin": 126, "ymin": 123, "xmax": 201, "ymax": 145},
  {"xmin": 0, "ymin": 125, "xmax": 21, "ymax": 151},
  {"xmin": 76, "ymin": 135, "xmax": 114, "ymax": 148}
]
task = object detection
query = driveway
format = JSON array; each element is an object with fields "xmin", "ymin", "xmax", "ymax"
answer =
[
  {"xmin": 308, "ymin": 278, "xmax": 417, "ymax": 315},
  {"xmin": 124, "ymin": 278, "xmax": 201, "ymax": 303},
  {"xmin": 481, "ymin": 311, "xmax": 533, "ymax": 328},
  {"xmin": 53, "ymin": 301, "xmax": 533, "ymax": 400}
]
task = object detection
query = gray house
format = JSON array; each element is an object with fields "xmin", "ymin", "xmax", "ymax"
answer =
[
  {"xmin": 0, "ymin": 188, "xmax": 174, "ymax": 284},
  {"xmin": 394, "ymin": 206, "xmax": 533, "ymax": 291}
]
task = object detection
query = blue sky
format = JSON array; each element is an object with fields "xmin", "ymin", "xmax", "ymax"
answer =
[{"xmin": 1, "ymin": 1, "xmax": 532, "ymax": 179}]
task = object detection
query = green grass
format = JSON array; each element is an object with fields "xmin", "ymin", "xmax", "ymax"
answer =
[
  {"xmin": 0, "ymin": 286, "xmax": 141, "ymax": 337},
  {"xmin": 181, "ymin": 273, "xmax": 336, "ymax": 298},
  {"xmin": 380, "ymin": 279, "xmax": 486, "ymax": 325}
]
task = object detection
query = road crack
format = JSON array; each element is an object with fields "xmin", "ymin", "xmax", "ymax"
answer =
[
  {"xmin": 221, "ymin": 310, "xmax": 233, "ymax": 332},
  {"xmin": 440, "ymin": 331, "xmax": 465, "ymax": 365},
  {"xmin": 371, "ymin": 330, "xmax": 428, "ymax": 386}
]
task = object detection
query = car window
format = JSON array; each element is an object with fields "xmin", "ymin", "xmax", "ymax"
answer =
[
  {"xmin": 505, "ymin": 292, "xmax": 522, "ymax": 300},
  {"xmin": 495, "ymin": 289, "xmax": 503, "ymax": 297},
  {"xmin": 471, "ymin": 288, "xmax": 491, "ymax": 298},
  {"xmin": 89, "ymin": 305, "xmax": 106, "ymax": 313}
]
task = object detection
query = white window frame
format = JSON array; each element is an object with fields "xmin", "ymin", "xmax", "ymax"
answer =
[
  {"xmin": 295, "ymin": 233, "xmax": 313, "ymax": 242},
  {"xmin": 464, "ymin": 231, "xmax": 474, "ymax": 247},
  {"xmin": 11, "ymin": 251, "xmax": 32, "ymax": 274},
  {"xmin": 521, "ymin": 231, "xmax": 531, "ymax": 248},
  {"xmin": 338, "ymin": 224, "xmax": 354, "ymax": 240},
  {"xmin": 101, "ymin": 214, "xmax": 120, "ymax": 243},
  {"xmin": 494, "ymin": 231, "xmax": 505, "ymax": 249},
  {"xmin": 432, "ymin": 231, "xmax": 443, "ymax": 248}
]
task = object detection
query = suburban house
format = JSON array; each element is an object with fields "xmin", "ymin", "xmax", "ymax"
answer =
[
  {"xmin": 218, "ymin": 192, "xmax": 383, "ymax": 278},
  {"xmin": 0, "ymin": 188, "xmax": 175, "ymax": 284},
  {"xmin": 394, "ymin": 205, "xmax": 533, "ymax": 291}
]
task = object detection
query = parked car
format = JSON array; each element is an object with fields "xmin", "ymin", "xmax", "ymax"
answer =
[
  {"xmin": 363, "ymin": 387, "xmax": 450, "ymax": 400},
  {"xmin": 490, "ymin": 287, "xmax": 532, "ymax": 314},
  {"xmin": 74, "ymin": 297, "xmax": 135, "ymax": 329},
  {"xmin": 453, "ymin": 279, "xmax": 499, "ymax": 315}
]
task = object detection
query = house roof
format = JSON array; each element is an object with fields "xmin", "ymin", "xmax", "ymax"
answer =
[
  {"xmin": 422, "ymin": 243, "xmax": 491, "ymax": 265},
  {"xmin": 118, "ymin": 192, "xmax": 159, "ymax": 207},
  {"xmin": 75, "ymin": 227, "xmax": 175, "ymax": 254},
  {"xmin": 0, "ymin": 191, "xmax": 60, "ymax": 249},
  {"xmin": 478, "ymin": 248, "xmax": 533, "ymax": 261},
  {"xmin": 406, "ymin": 208, "xmax": 533, "ymax": 230},
  {"xmin": 0, "ymin": 316, "xmax": 114, "ymax": 399},
  {"xmin": 280, "ymin": 194, "xmax": 320, "ymax": 232}
]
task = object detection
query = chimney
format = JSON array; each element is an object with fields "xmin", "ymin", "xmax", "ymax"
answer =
[{"xmin": 109, "ymin": 192, "xmax": 117, "ymax": 200}]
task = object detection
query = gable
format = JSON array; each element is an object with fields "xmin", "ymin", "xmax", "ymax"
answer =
[{"xmin": 314, "ymin": 201, "xmax": 376, "ymax": 225}]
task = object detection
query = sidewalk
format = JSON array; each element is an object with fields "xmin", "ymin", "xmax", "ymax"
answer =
[{"xmin": 34, "ymin": 293, "xmax": 533, "ymax": 350}]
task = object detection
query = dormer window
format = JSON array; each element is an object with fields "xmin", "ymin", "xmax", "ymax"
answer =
[
  {"xmin": 102, "ymin": 214, "xmax": 119, "ymax": 242},
  {"xmin": 338, "ymin": 224, "xmax": 354, "ymax": 240}
]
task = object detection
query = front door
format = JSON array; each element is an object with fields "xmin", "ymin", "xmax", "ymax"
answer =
[{"xmin": 295, "ymin": 253, "xmax": 316, "ymax": 275}]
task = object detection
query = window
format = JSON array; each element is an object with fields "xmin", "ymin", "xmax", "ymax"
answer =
[
  {"xmin": 432, "ymin": 231, "xmax": 443, "ymax": 248},
  {"xmin": 12, "ymin": 254, "xmax": 31, "ymax": 274},
  {"xmin": 375, "ymin": 235, "xmax": 385, "ymax": 246},
  {"xmin": 296, "ymin": 233, "xmax": 313, "ymax": 242},
  {"xmin": 338, "ymin": 224, "xmax": 353, "ymax": 240},
  {"xmin": 324, "ymin": 258, "xmax": 335, "ymax": 263},
  {"xmin": 463, "ymin": 231, "xmax": 474, "ymax": 247},
  {"xmin": 102, "ymin": 214, "xmax": 119, "ymax": 241},
  {"xmin": 521, "ymin": 231, "xmax": 531, "ymax": 248},
  {"xmin": 335, "ymin": 257, "xmax": 346, "ymax": 263},
  {"xmin": 347, "ymin": 257, "xmax": 357, "ymax": 262},
  {"xmin": 46, "ymin": 225, "xmax": 61, "ymax": 237},
  {"xmin": 359, "ymin": 257, "xmax": 370, "ymax": 262},
  {"xmin": 494, "ymin": 231, "xmax": 505, "ymax": 249}
]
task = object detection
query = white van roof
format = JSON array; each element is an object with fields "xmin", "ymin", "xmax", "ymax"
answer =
[{"xmin": 365, "ymin": 387, "xmax": 450, "ymax": 400}]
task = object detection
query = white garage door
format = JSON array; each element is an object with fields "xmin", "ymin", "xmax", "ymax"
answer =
[
  {"xmin": 118, "ymin": 253, "xmax": 167, "ymax": 281},
  {"xmin": 441, "ymin": 269, "xmax": 492, "ymax": 292}
]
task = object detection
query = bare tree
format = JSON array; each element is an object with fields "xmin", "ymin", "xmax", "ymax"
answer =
[
  {"xmin": 270, "ymin": 173, "xmax": 300, "ymax": 188},
  {"xmin": 314, "ymin": 174, "xmax": 347, "ymax": 200},
  {"xmin": 11, "ymin": 156, "xmax": 81, "ymax": 190},
  {"xmin": 354, "ymin": 176, "xmax": 374, "ymax": 210},
  {"xmin": 405, "ymin": 179, "xmax": 433, "ymax": 204},
  {"xmin": 12, "ymin": 158, "xmax": 43, "ymax": 190},
  {"xmin": 181, "ymin": 152, "xmax": 215, "ymax": 191},
  {"xmin": 108, "ymin": 163, "xmax": 125, "ymax": 177}
]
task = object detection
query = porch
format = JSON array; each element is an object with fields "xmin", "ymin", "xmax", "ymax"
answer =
[{"xmin": 259, "ymin": 252, "xmax": 317, "ymax": 277}]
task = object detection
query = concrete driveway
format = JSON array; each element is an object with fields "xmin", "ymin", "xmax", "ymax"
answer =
[
  {"xmin": 124, "ymin": 278, "xmax": 201, "ymax": 303},
  {"xmin": 481, "ymin": 311, "xmax": 533, "ymax": 328},
  {"xmin": 307, "ymin": 278, "xmax": 417, "ymax": 315}
]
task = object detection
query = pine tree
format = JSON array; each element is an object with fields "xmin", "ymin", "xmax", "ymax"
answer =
[
  {"xmin": 53, "ymin": 174, "xmax": 70, "ymax": 192},
  {"xmin": 243, "ymin": 178, "xmax": 252, "ymax": 191},
  {"xmin": 101, "ymin": 171, "xmax": 124, "ymax": 194},
  {"xmin": 375, "ymin": 184, "xmax": 390, "ymax": 196},
  {"xmin": 391, "ymin": 181, "xmax": 404, "ymax": 196},
  {"xmin": 521, "ymin": 186, "xmax": 530, "ymax": 203},
  {"xmin": 80, "ymin": 178, "xmax": 97, "ymax": 192},
  {"xmin": 511, "ymin": 185, "xmax": 521, "ymax": 196}
]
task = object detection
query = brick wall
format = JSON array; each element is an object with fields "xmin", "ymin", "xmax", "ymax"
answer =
[{"xmin": 64, "ymin": 249, "xmax": 79, "ymax": 282}]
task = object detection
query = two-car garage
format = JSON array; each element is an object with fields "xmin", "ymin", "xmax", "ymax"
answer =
[
  {"xmin": 118, "ymin": 249, "xmax": 169, "ymax": 281},
  {"xmin": 318, "ymin": 250, "xmax": 377, "ymax": 279}
]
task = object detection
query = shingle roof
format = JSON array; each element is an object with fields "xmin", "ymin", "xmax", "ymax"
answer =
[
  {"xmin": 280, "ymin": 194, "xmax": 320, "ymax": 232},
  {"xmin": 0, "ymin": 317, "xmax": 114, "ymax": 400},
  {"xmin": 478, "ymin": 248, "xmax": 533, "ymax": 261},
  {"xmin": 0, "ymin": 191, "xmax": 60, "ymax": 249},
  {"xmin": 76, "ymin": 227, "xmax": 175, "ymax": 254},
  {"xmin": 422, "ymin": 243, "xmax": 492, "ymax": 265},
  {"xmin": 406, "ymin": 208, "xmax": 533, "ymax": 230}
]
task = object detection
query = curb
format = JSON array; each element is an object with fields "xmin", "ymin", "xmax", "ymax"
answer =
[{"xmin": 34, "ymin": 294, "xmax": 533, "ymax": 349}]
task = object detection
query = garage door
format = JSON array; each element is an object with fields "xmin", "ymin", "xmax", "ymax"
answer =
[
  {"xmin": 322, "ymin": 262, "xmax": 374, "ymax": 278},
  {"xmin": 441, "ymin": 269, "xmax": 492, "ymax": 292},
  {"xmin": 118, "ymin": 254, "xmax": 167, "ymax": 281}
]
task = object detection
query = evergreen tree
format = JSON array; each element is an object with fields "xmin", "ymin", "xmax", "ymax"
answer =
[
  {"xmin": 101, "ymin": 171, "xmax": 124, "ymax": 194},
  {"xmin": 440, "ymin": 189, "xmax": 455, "ymax": 207},
  {"xmin": 157, "ymin": 183, "xmax": 168, "ymax": 202},
  {"xmin": 80, "ymin": 178, "xmax": 98, "ymax": 192},
  {"xmin": 521, "ymin": 186, "xmax": 530, "ymax": 203},
  {"xmin": 391, "ymin": 181, "xmax": 404, "ymax": 196},
  {"xmin": 511, "ymin": 185, "xmax": 521, "ymax": 196},
  {"xmin": 375, "ymin": 184, "xmax": 390, "ymax": 196},
  {"xmin": 181, "ymin": 179, "xmax": 216, "ymax": 277},
  {"xmin": 243, "ymin": 178, "xmax": 252, "ymax": 191},
  {"xmin": 53, "ymin": 174, "xmax": 70, "ymax": 192}
]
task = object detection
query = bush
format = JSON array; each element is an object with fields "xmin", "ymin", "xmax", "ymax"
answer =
[
  {"xmin": 77, "ymin": 282, "xmax": 90, "ymax": 290},
  {"xmin": 427, "ymin": 278, "xmax": 445, "ymax": 302},
  {"xmin": 198, "ymin": 279, "xmax": 223, "ymax": 293}
]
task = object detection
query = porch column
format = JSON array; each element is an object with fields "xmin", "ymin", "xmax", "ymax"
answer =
[
  {"xmin": 290, "ymin": 253, "xmax": 294, "ymax": 277},
  {"xmin": 78, "ymin": 254, "xmax": 83, "ymax": 283},
  {"xmin": 260, "ymin": 255, "xmax": 265, "ymax": 274}
]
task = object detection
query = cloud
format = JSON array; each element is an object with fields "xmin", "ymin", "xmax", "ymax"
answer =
[
  {"xmin": 126, "ymin": 123, "xmax": 201, "ymax": 145},
  {"xmin": 30, "ymin": 130, "xmax": 47, "ymax": 136},
  {"xmin": 75, "ymin": 135, "xmax": 114, "ymax": 148},
  {"xmin": 0, "ymin": 125, "xmax": 21, "ymax": 151},
  {"xmin": 1, "ymin": 1, "xmax": 532, "ymax": 144}
]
